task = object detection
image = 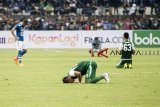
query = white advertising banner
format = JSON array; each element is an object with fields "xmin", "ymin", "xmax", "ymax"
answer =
[{"xmin": 0, "ymin": 30, "xmax": 132, "ymax": 49}]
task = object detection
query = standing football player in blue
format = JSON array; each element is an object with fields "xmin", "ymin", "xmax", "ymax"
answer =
[{"xmin": 11, "ymin": 18, "xmax": 28, "ymax": 66}]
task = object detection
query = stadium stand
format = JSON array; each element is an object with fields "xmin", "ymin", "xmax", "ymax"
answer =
[{"xmin": 0, "ymin": 0, "xmax": 159, "ymax": 30}]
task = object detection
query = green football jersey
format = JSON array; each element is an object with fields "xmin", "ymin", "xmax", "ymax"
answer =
[
  {"xmin": 69, "ymin": 61, "xmax": 97, "ymax": 79},
  {"xmin": 120, "ymin": 40, "xmax": 134, "ymax": 60},
  {"xmin": 73, "ymin": 61, "xmax": 91, "ymax": 76}
]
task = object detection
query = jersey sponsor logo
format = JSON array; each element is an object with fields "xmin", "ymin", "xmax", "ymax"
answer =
[
  {"xmin": 133, "ymin": 31, "xmax": 160, "ymax": 48},
  {"xmin": 0, "ymin": 37, "xmax": 5, "ymax": 44}
]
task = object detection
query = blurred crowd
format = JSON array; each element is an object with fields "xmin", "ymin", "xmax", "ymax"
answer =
[{"xmin": 0, "ymin": 0, "xmax": 160, "ymax": 30}]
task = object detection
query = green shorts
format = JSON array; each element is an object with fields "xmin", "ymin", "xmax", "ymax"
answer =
[{"xmin": 85, "ymin": 61, "xmax": 97, "ymax": 82}]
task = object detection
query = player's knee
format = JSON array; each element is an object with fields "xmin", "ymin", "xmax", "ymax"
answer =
[
  {"xmin": 23, "ymin": 49, "xmax": 28, "ymax": 53},
  {"xmin": 116, "ymin": 65, "xmax": 123, "ymax": 68}
]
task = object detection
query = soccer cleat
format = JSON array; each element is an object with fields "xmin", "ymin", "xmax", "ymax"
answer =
[
  {"xmin": 14, "ymin": 57, "xmax": 18, "ymax": 65},
  {"xmin": 123, "ymin": 63, "xmax": 128, "ymax": 68},
  {"xmin": 103, "ymin": 73, "xmax": 110, "ymax": 83},
  {"xmin": 128, "ymin": 64, "xmax": 132, "ymax": 69}
]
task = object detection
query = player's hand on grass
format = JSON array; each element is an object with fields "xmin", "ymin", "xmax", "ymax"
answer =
[{"xmin": 74, "ymin": 79, "xmax": 81, "ymax": 84}]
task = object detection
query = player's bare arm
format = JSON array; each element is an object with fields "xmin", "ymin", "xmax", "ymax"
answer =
[
  {"xmin": 132, "ymin": 49, "xmax": 135, "ymax": 54},
  {"xmin": 74, "ymin": 71, "xmax": 82, "ymax": 83},
  {"xmin": 119, "ymin": 50, "xmax": 122, "ymax": 55},
  {"xmin": 132, "ymin": 43, "xmax": 135, "ymax": 54},
  {"xmin": 11, "ymin": 27, "xmax": 18, "ymax": 41}
]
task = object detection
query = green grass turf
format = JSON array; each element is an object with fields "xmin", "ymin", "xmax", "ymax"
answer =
[{"xmin": 0, "ymin": 48, "xmax": 160, "ymax": 107}]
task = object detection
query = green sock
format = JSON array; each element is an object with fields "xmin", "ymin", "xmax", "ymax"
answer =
[{"xmin": 90, "ymin": 76, "xmax": 104, "ymax": 83}]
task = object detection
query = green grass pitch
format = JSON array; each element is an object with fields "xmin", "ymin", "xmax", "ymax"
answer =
[{"xmin": 0, "ymin": 48, "xmax": 160, "ymax": 107}]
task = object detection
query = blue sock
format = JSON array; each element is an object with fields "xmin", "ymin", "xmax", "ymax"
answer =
[
  {"xmin": 21, "ymin": 49, "xmax": 27, "ymax": 56},
  {"xmin": 17, "ymin": 50, "xmax": 23, "ymax": 63}
]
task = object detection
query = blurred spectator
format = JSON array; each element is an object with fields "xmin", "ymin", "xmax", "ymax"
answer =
[
  {"xmin": 123, "ymin": 18, "xmax": 132, "ymax": 30},
  {"xmin": 111, "ymin": 0, "xmax": 121, "ymax": 15},
  {"xmin": 69, "ymin": 0, "xmax": 77, "ymax": 14},
  {"xmin": 44, "ymin": 2, "xmax": 54, "ymax": 15},
  {"xmin": 148, "ymin": 17, "xmax": 154, "ymax": 29},
  {"xmin": 68, "ymin": 21, "xmax": 76, "ymax": 30},
  {"xmin": 138, "ymin": 4, "xmax": 146, "ymax": 16},
  {"xmin": 18, "ymin": 0, "xmax": 26, "ymax": 12},
  {"xmin": 27, "ymin": 3, "xmax": 38, "ymax": 15},
  {"xmin": 105, "ymin": 3, "xmax": 112, "ymax": 15},
  {"xmin": 83, "ymin": 4, "xmax": 92, "ymax": 16},
  {"xmin": 150, "ymin": 0, "xmax": 156, "ymax": 15},
  {"xmin": 129, "ymin": 4, "xmax": 137, "ymax": 15},
  {"xmin": 155, "ymin": 4, "xmax": 160, "ymax": 16},
  {"xmin": 137, "ymin": 18, "xmax": 148, "ymax": 29},
  {"xmin": 123, "ymin": 3, "xmax": 130, "ymax": 15},
  {"xmin": 76, "ymin": 6, "xmax": 83, "ymax": 15},
  {"xmin": 0, "ymin": 0, "xmax": 159, "ymax": 30},
  {"xmin": 117, "ymin": 18, "xmax": 123, "ymax": 29},
  {"xmin": 47, "ymin": 20, "xmax": 55, "ymax": 30},
  {"xmin": 85, "ymin": 22, "xmax": 91, "ymax": 30},
  {"xmin": 12, "ymin": 2, "xmax": 20, "ymax": 14}
]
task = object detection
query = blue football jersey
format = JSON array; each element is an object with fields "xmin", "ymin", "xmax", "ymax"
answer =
[{"xmin": 15, "ymin": 23, "xmax": 25, "ymax": 41}]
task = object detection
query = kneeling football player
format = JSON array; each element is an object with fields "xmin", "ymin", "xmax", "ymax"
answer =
[
  {"xmin": 116, "ymin": 32, "xmax": 135, "ymax": 69},
  {"xmin": 89, "ymin": 37, "xmax": 102, "ymax": 57}
]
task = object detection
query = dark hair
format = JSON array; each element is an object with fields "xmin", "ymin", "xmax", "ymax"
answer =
[
  {"xmin": 123, "ymin": 32, "xmax": 129, "ymax": 39},
  {"xmin": 21, "ymin": 18, "xmax": 28, "ymax": 24},
  {"xmin": 20, "ymin": 18, "xmax": 26, "ymax": 22},
  {"xmin": 95, "ymin": 37, "xmax": 99, "ymax": 40},
  {"xmin": 62, "ymin": 76, "xmax": 69, "ymax": 83}
]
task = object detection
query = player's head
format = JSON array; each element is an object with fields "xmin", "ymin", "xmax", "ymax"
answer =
[
  {"xmin": 94, "ymin": 37, "xmax": 99, "ymax": 41},
  {"xmin": 123, "ymin": 32, "xmax": 129, "ymax": 39},
  {"xmin": 21, "ymin": 18, "xmax": 28, "ymax": 26},
  {"xmin": 62, "ymin": 76, "xmax": 75, "ymax": 83}
]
